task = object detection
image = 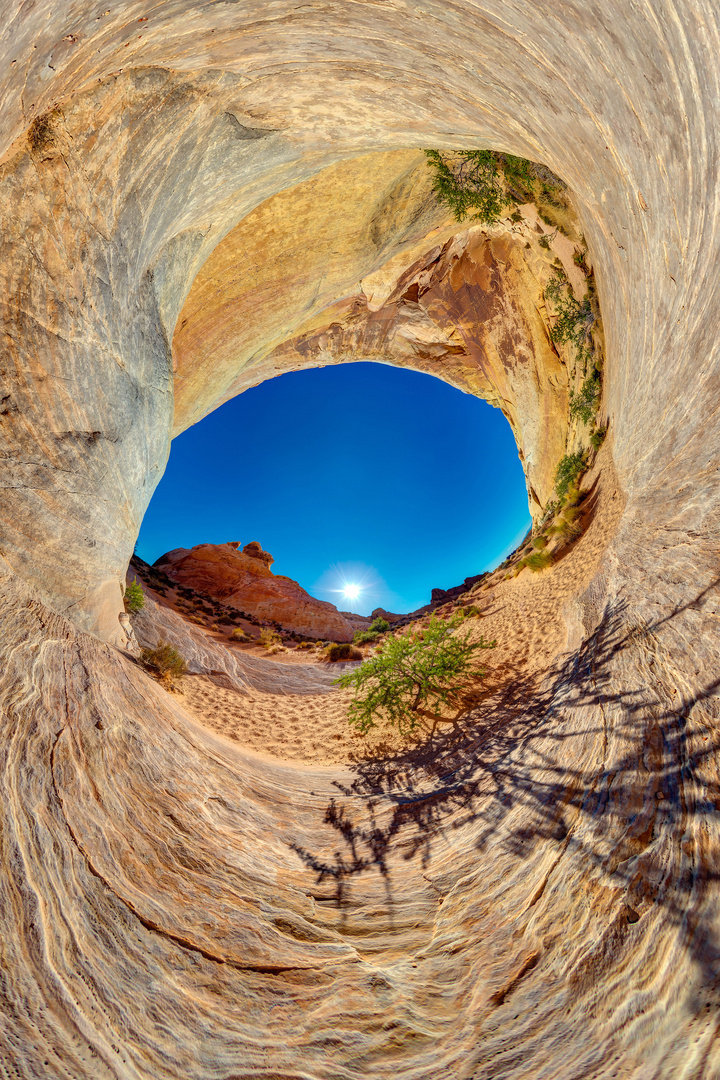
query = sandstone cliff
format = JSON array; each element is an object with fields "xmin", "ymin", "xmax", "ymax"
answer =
[
  {"xmin": 155, "ymin": 541, "xmax": 358, "ymax": 641},
  {"xmin": 0, "ymin": 4, "xmax": 719, "ymax": 1080}
]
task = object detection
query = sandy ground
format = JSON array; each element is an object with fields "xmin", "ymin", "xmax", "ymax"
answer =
[{"xmin": 168, "ymin": 444, "xmax": 625, "ymax": 767}]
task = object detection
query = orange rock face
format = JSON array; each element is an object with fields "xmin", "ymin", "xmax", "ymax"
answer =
[{"xmin": 155, "ymin": 542, "xmax": 357, "ymax": 641}]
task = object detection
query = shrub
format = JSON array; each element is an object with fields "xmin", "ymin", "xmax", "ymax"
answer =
[
  {"xmin": 230, "ymin": 627, "xmax": 252, "ymax": 642},
  {"xmin": 590, "ymin": 426, "xmax": 607, "ymax": 451},
  {"xmin": 324, "ymin": 643, "xmax": 363, "ymax": 663},
  {"xmin": 554, "ymin": 452, "xmax": 586, "ymax": 498},
  {"xmin": 501, "ymin": 153, "xmax": 535, "ymax": 192},
  {"xmin": 549, "ymin": 517, "xmax": 581, "ymax": 541},
  {"xmin": 124, "ymin": 579, "xmax": 145, "ymax": 614},
  {"xmin": 336, "ymin": 615, "xmax": 496, "ymax": 736},
  {"xmin": 532, "ymin": 535, "xmax": 548, "ymax": 550},
  {"xmin": 569, "ymin": 370, "xmax": 601, "ymax": 424},
  {"xmin": 523, "ymin": 550, "xmax": 554, "ymax": 572},
  {"xmin": 544, "ymin": 271, "xmax": 595, "ymax": 352},
  {"xmin": 424, "ymin": 149, "xmax": 509, "ymax": 224},
  {"xmin": 564, "ymin": 482, "xmax": 582, "ymax": 507},
  {"xmin": 141, "ymin": 641, "xmax": 188, "ymax": 688},
  {"xmin": 353, "ymin": 615, "xmax": 391, "ymax": 645},
  {"xmin": 573, "ymin": 248, "xmax": 590, "ymax": 273},
  {"xmin": 259, "ymin": 628, "xmax": 282, "ymax": 649}
]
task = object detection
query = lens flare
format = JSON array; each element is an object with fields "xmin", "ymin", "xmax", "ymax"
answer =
[{"xmin": 313, "ymin": 563, "xmax": 392, "ymax": 614}]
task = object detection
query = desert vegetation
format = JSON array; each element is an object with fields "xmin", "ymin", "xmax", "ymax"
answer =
[
  {"xmin": 353, "ymin": 616, "xmax": 390, "ymax": 645},
  {"xmin": 124, "ymin": 579, "xmax": 145, "ymax": 614},
  {"xmin": 323, "ymin": 642, "xmax": 363, "ymax": 663},
  {"xmin": 141, "ymin": 641, "xmax": 188, "ymax": 690},
  {"xmin": 337, "ymin": 614, "xmax": 496, "ymax": 736}
]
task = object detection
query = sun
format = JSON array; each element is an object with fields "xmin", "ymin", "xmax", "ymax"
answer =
[{"xmin": 342, "ymin": 583, "xmax": 361, "ymax": 602}]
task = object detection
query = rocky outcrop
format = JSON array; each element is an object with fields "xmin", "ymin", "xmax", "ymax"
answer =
[
  {"xmin": 0, "ymin": 4, "xmax": 719, "ymax": 1080},
  {"xmin": 155, "ymin": 542, "xmax": 358, "ymax": 641}
]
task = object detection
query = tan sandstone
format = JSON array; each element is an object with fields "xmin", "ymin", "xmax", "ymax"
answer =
[{"xmin": 0, "ymin": 3, "xmax": 719, "ymax": 1079}]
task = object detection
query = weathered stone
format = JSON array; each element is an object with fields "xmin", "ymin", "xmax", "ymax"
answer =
[
  {"xmin": 0, "ymin": 3, "xmax": 718, "ymax": 1079},
  {"xmin": 155, "ymin": 542, "xmax": 357, "ymax": 641}
]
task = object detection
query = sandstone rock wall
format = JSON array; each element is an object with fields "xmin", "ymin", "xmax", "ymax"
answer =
[
  {"xmin": 155, "ymin": 542, "xmax": 359, "ymax": 641},
  {"xmin": 0, "ymin": 3, "xmax": 719, "ymax": 1079}
]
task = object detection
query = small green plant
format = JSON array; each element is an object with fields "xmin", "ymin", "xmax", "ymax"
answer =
[
  {"xmin": 324, "ymin": 642, "xmax": 363, "ymax": 663},
  {"xmin": 353, "ymin": 615, "xmax": 391, "ymax": 645},
  {"xmin": 554, "ymin": 452, "xmax": 586, "ymax": 498},
  {"xmin": 336, "ymin": 614, "xmax": 496, "ymax": 736},
  {"xmin": 549, "ymin": 517, "xmax": 582, "ymax": 542},
  {"xmin": 510, "ymin": 209, "xmax": 523, "ymax": 223},
  {"xmin": 569, "ymin": 370, "xmax": 601, "ymax": 424},
  {"xmin": 230, "ymin": 627, "xmax": 252, "ymax": 642},
  {"xmin": 424, "ymin": 149, "xmax": 509, "ymax": 224},
  {"xmin": 124, "ymin": 579, "xmax": 145, "ymax": 614},
  {"xmin": 544, "ymin": 271, "xmax": 595, "ymax": 354},
  {"xmin": 564, "ymin": 482, "xmax": 582, "ymax": 507},
  {"xmin": 141, "ymin": 641, "xmax": 188, "ymax": 688},
  {"xmin": 590, "ymin": 426, "xmax": 607, "ymax": 451},
  {"xmin": 532, "ymin": 535, "xmax": 548, "ymax": 550},
  {"xmin": 522, "ymin": 550, "xmax": 554, "ymax": 572},
  {"xmin": 501, "ymin": 153, "xmax": 535, "ymax": 192},
  {"xmin": 573, "ymin": 247, "xmax": 590, "ymax": 273},
  {"xmin": 539, "ymin": 230, "xmax": 557, "ymax": 251}
]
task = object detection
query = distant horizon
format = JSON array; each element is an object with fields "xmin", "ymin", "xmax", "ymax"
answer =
[
  {"xmin": 138, "ymin": 518, "xmax": 532, "ymax": 618},
  {"xmin": 136, "ymin": 363, "xmax": 532, "ymax": 616}
]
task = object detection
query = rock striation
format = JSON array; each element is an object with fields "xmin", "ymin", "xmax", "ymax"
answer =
[
  {"xmin": 0, "ymin": 3, "xmax": 719, "ymax": 1080},
  {"xmin": 155, "ymin": 541, "xmax": 359, "ymax": 641}
]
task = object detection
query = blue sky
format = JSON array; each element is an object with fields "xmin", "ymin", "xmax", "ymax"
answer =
[{"xmin": 136, "ymin": 362, "xmax": 531, "ymax": 615}]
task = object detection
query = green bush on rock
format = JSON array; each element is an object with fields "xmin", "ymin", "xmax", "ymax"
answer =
[
  {"xmin": 124, "ymin": 579, "xmax": 145, "ymax": 614},
  {"xmin": 324, "ymin": 643, "xmax": 363, "ymax": 663},
  {"xmin": 353, "ymin": 616, "xmax": 391, "ymax": 645},
  {"xmin": 554, "ymin": 452, "xmax": 586, "ymax": 499},
  {"xmin": 337, "ymin": 614, "xmax": 496, "ymax": 736},
  {"xmin": 424, "ymin": 149, "xmax": 509, "ymax": 224},
  {"xmin": 141, "ymin": 641, "xmax": 188, "ymax": 689}
]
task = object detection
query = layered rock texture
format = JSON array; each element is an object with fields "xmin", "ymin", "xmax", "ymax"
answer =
[
  {"xmin": 155, "ymin": 541, "xmax": 360, "ymax": 641},
  {"xmin": 1, "ymin": 3, "xmax": 720, "ymax": 1079}
]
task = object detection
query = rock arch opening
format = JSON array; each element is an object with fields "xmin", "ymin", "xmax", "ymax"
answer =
[{"xmin": 136, "ymin": 361, "xmax": 533, "ymax": 624}]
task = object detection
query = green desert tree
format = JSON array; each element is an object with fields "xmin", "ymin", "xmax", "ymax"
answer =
[
  {"xmin": 336, "ymin": 614, "xmax": 496, "ymax": 736},
  {"xmin": 124, "ymin": 579, "xmax": 145, "ymax": 614},
  {"xmin": 424, "ymin": 149, "xmax": 509, "ymax": 224}
]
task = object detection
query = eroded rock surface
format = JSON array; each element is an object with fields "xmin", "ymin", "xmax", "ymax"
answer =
[
  {"xmin": 0, "ymin": 3, "xmax": 719, "ymax": 1079},
  {"xmin": 155, "ymin": 541, "xmax": 359, "ymax": 641}
]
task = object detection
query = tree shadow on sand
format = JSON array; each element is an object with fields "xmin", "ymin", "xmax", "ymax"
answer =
[{"xmin": 290, "ymin": 578, "xmax": 720, "ymax": 997}]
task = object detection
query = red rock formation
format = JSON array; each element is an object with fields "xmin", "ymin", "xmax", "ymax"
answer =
[{"xmin": 155, "ymin": 542, "xmax": 357, "ymax": 641}]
